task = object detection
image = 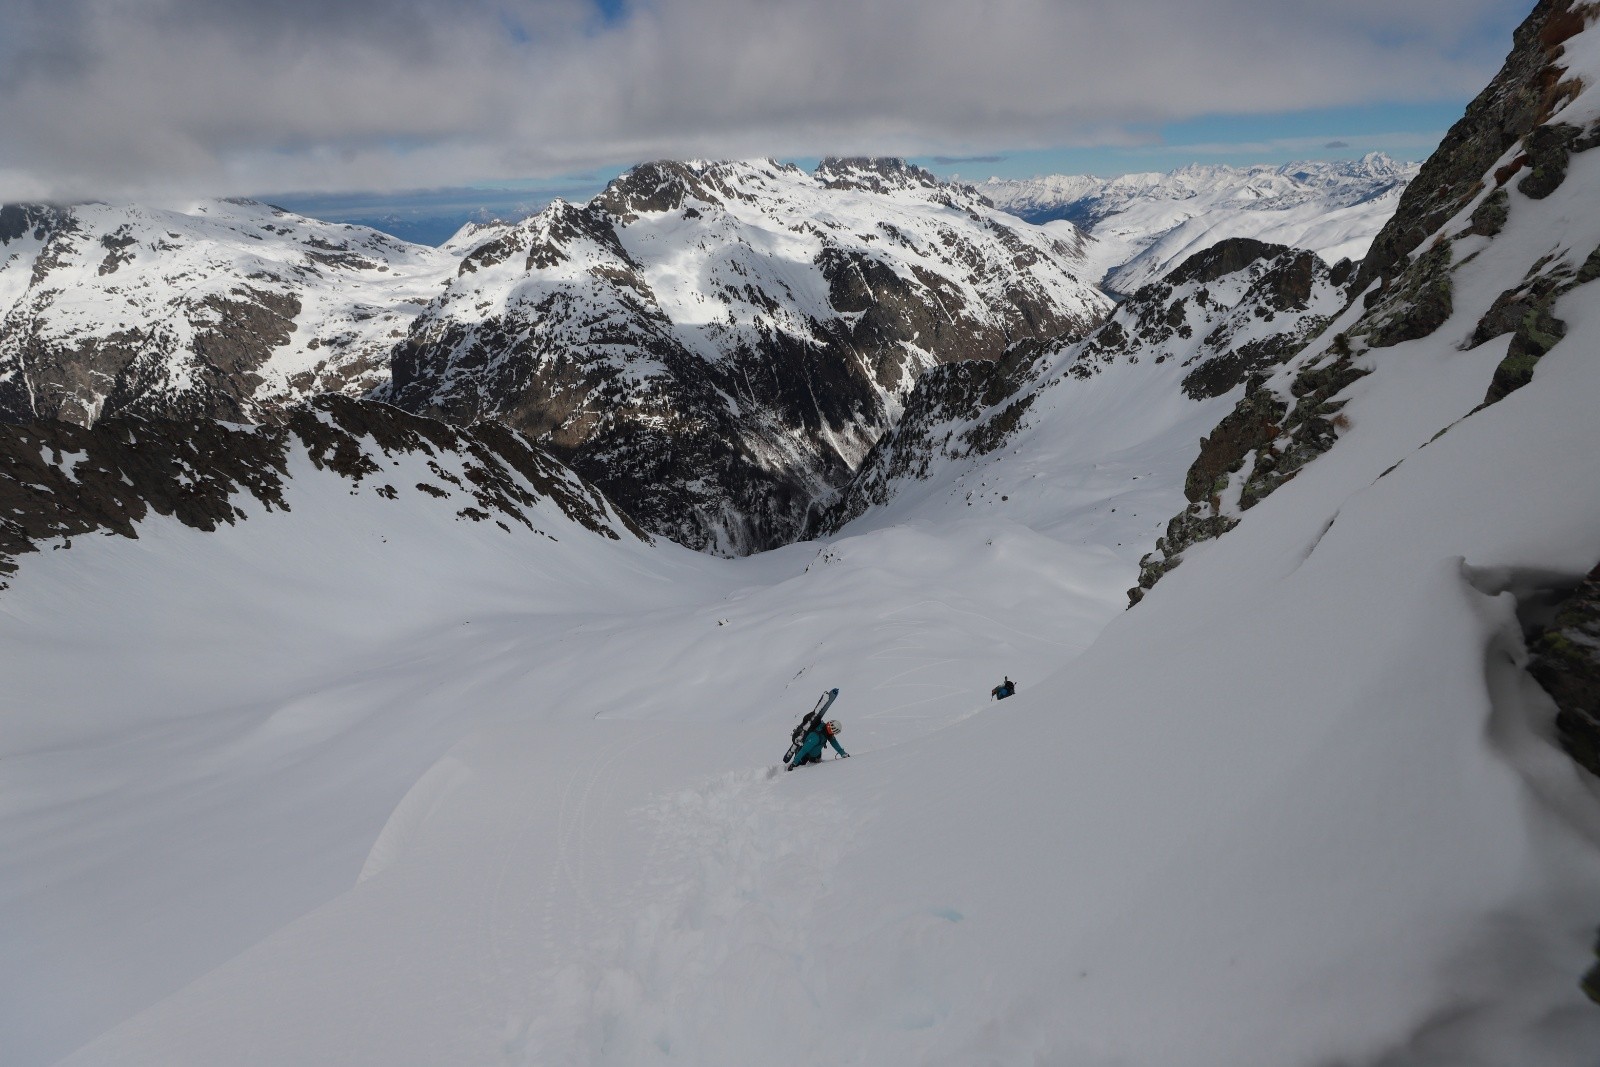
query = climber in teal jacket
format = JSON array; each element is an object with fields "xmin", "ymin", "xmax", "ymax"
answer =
[{"xmin": 787, "ymin": 719, "xmax": 848, "ymax": 769}]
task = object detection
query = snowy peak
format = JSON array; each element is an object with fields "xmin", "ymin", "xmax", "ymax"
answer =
[
  {"xmin": 385, "ymin": 157, "xmax": 1111, "ymax": 553},
  {"xmin": 0, "ymin": 199, "xmax": 458, "ymax": 425},
  {"xmin": 591, "ymin": 159, "xmax": 805, "ymax": 221},
  {"xmin": 985, "ymin": 154, "xmax": 1415, "ymax": 227},
  {"xmin": 1073, "ymin": 236, "xmax": 1351, "ymax": 400}
]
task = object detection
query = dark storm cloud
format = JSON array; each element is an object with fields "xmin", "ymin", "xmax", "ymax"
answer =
[{"xmin": 0, "ymin": 0, "xmax": 1529, "ymax": 200}]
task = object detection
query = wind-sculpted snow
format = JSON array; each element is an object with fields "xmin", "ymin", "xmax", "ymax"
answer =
[
  {"xmin": 381, "ymin": 158, "xmax": 1110, "ymax": 553},
  {"xmin": 0, "ymin": 200, "xmax": 457, "ymax": 425},
  {"xmin": 982, "ymin": 153, "xmax": 1418, "ymax": 293}
]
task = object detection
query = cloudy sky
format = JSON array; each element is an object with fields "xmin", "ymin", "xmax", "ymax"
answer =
[{"xmin": 0, "ymin": 0, "xmax": 1534, "ymax": 207}]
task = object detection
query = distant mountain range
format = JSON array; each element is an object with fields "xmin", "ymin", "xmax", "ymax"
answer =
[{"xmin": 981, "ymin": 153, "xmax": 1419, "ymax": 292}]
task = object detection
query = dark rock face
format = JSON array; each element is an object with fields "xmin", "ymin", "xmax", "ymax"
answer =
[
  {"xmin": 1528, "ymin": 563, "xmax": 1600, "ymax": 778},
  {"xmin": 811, "ymin": 349, "xmax": 1036, "ymax": 533},
  {"xmin": 382, "ymin": 158, "xmax": 1106, "ymax": 553},
  {"xmin": 1351, "ymin": 0, "xmax": 1592, "ymax": 301},
  {"xmin": 819, "ymin": 239, "xmax": 1341, "ymax": 540},
  {"xmin": 0, "ymin": 396, "xmax": 641, "ymax": 588},
  {"xmin": 1355, "ymin": 241, "xmax": 1453, "ymax": 350},
  {"xmin": 814, "ymin": 157, "xmax": 947, "ymax": 197},
  {"xmin": 1070, "ymin": 238, "xmax": 1342, "ymax": 401},
  {"xmin": 1131, "ymin": 0, "xmax": 1600, "ymax": 606}
]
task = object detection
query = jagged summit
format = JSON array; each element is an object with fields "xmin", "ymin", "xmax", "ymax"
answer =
[
  {"xmin": 382, "ymin": 155, "xmax": 1110, "ymax": 553},
  {"xmin": 814, "ymin": 157, "xmax": 942, "ymax": 194}
]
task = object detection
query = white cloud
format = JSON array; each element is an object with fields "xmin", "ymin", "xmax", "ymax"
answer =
[{"xmin": 0, "ymin": 0, "xmax": 1531, "ymax": 200}]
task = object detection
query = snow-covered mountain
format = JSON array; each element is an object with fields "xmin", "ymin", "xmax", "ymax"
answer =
[
  {"xmin": 815, "ymin": 236, "xmax": 1352, "ymax": 536},
  {"xmin": 380, "ymin": 157, "xmax": 1109, "ymax": 552},
  {"xmin": 2, "ymin": 161, "xmax": 1109, "ymax": 555},
  {"xmin": 5, "ymin": 2, "xmax": 1600, "ymax": 1065},
  {"xmin": 982, "ymin": 153, "xmax": 1418, "ymax": 293},
  {"xmin": 0, "ymin": 201, "xmax": 456, "ymax": 424}
]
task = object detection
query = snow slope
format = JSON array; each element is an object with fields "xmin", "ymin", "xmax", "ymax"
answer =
[
  {"xmin": 0, "ymin": 428, "xmax": 1138, "ymax": 1066},
  {"xmin": 982, "ymin": 154, "xmax": 1417, "ymax": 292},
  {"xmin": 6, "ymin": 9, "xmax": 1600, "ymax": 1067}
]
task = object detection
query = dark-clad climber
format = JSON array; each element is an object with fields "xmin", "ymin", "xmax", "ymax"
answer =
[
  {"xmin": 787, "ymin": 719, "xmax": 848, "ymax": 769},
  {"xmin": 991, "ymin": 677, "xmax": 1015, "ymax": 700}
]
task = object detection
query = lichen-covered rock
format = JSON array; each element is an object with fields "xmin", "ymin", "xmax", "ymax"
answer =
[
  {"xmin": 1131, "ymin": 0, "xmax": 1600, "ymax": 605},
  {"xmin": 1471, "ymin": 243, "xmax": 1600, "ymax": 405},
  {"xmin": 1467, "ymin": 188, "xmax": 1511, "ymax": 237},
  {"xmin": 1356, "ymin": 241, "xmax": 1454, "ymax": 349},
  {"xmin": 1528, "ymin": 563, "xmax": 1600, "ymax": 778},
  {"xmin": 1351, "ymin": 0, "xmax": 1593, "ymax": 302},
  {"xmin": 1518, "ymin": 122, "xmax": 1586, "ymax": 198}
]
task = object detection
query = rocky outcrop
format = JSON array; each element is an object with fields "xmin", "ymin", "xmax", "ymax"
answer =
[
  {"xmin": 818, "ymin": 238, "xmax": 1343, "ymax": 537},
  {"xmin": 1528, "ymin": 563, "xmax": 1600, "ymax": 778},
  {"xmin": 0, "ymin": 395, "xmax": 642, "ymax": 588},
  {"xmin": 382, "ymin": 158, "xmax": 1108, "ymax": 553},
  {"xmin": 1130, "ymin": 0, "xmax": 1600, "ymax": 606},
  {"xmin": 1071, "ymin": 238, "xmax": 1347, "ymax": 401},
  {"xmin": 811, "ymin": 349, "xmax": 1037, "ymax": 533},
  {"xmin": 1351, "ymin": 0, "xmax": 1595, "ymax": 302}
]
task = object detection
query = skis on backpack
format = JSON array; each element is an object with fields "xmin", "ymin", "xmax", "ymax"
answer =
[{"xmin": 783, "ymin": 687, "xmax": 839, "ymax": 764}]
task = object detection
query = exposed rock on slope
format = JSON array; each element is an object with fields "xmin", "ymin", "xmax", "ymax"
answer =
[
  {"xmin": 0, "ymin": 395, "xmax": 642, "ymax": 589},
  {"xmin": 380, "ymin": 158, "xmax": 1109, "ymax": 553},
  {"xmin": 1133, "ymin": 0, "xmax": 1600, "ymax": 606},
  {"xmin": 1529, "ymin": 563, "xmax": 1600, "ymax": 778},
  {"xmin": 0, "ymin": 201, "xmax": 456, "ymax": 425},
  {"xmin": 1352, "ymin": 0, "xmax": 1595, "ymax": 299},
  {"xmin": 818, "ymin": 239, "xmax": 1346, "ymax": 534}
]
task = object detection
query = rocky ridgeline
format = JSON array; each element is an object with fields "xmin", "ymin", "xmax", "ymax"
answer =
[
  {"xmin": 816, "ymin": 237, "xmax": 1347, "ymax": 534},
  {"xmin": 0, "ymin": 395, "xmax": 642, "ymax": 588},
  {"xmin": 380, "ymin": 157, "xmax": 1109, "ymax": 553},
  {"xmin": 1132, "ymin": 0, "xmax": 1600, "ymax": 608},
  {"xmin": 1126, "ymin": 0, "xmax": 1600, "ymax": 828}
]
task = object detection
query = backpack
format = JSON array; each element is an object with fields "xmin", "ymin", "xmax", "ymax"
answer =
[{"xmin": 784, "ymin": 688, "xmax": 839, "ymax": 762}]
